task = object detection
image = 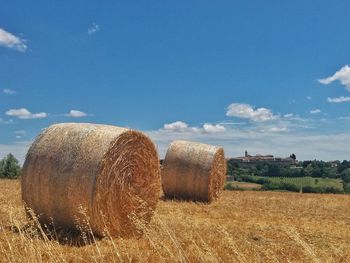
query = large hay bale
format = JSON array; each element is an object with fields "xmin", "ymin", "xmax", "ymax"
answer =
[
  {"xmin": 21, "ymin": 123, "xmax": 160, "ymax": 237},
  {"xmin": 161, "ymin": 140, "xmax": 226, "ymax": 202}
]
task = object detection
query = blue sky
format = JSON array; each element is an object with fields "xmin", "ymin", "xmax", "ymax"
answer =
[{"xmin": 1, "ymin": 1, "xmax": 350, "ymax": 162}]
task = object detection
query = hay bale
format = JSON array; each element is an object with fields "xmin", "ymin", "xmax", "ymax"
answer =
[
  {"xmin": 161, "ymin": 140, "xmax": 226, "ymax": 202},
  {"xmin": 21, "ymin": 123, "xmax": 160, "ymax": 237}
]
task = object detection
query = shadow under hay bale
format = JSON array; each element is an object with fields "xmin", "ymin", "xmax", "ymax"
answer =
[
  {"xmin": 161, "ymin": 140, "xmax": 226, "ymax": 203},
  {"xmin": 9, "ymin": 222, "xmax": 101, "ymax": 247},
  {"xmin": 21, "ymin": 123, "xmax": 161, "ymax": 238}
]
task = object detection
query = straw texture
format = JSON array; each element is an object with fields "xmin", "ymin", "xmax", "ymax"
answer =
[
  {"xmin": 161, "ymin": 140, "xmax": 226, "ymax": 202},
  {"xmin": 21, "ymin": 123, "xmax": 160, "ymax": 237}
]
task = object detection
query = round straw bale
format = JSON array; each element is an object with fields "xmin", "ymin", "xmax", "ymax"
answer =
[
  {"xmin": 21, "ymin": 123, "xmax": 160, "ymax": 237},
  {"xmin": 161, "ymin": 140, "xmax": 226, "ymax": 202}
]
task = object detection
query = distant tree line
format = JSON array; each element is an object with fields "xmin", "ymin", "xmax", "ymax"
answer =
[
  {"xmin": 227, "ymin": 159, "xmax": 350, "ymax": 193},
  {"xmin": 0, "ymin": 153, "xmax": 21, "ymax": 179}
]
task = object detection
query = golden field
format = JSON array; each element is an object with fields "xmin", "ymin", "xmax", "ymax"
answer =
[{"xmin": 0, "ymin": 179, "xmax": 350, "ymax": 263}]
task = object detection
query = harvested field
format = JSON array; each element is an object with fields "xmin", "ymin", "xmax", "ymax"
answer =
[{"xmin": 1, "ymin": 179, "xmax": 350, "ymax": 262}]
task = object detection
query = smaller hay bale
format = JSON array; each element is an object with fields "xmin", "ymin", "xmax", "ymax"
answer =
[{"xmin": 161, "ymin": 140, "xmax": 226, "ymax": 202}]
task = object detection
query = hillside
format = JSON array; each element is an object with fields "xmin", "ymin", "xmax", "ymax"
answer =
[{"xmin": 0, "ymin": 179, "xmax": 350, "ymax": 262}]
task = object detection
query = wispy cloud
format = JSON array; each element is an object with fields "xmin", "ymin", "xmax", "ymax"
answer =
[
  {"xmin": 327, "ymin": 96, "xmax": 350, "ymax": 103},
  {"xmin": 0, "ymin": 118, "xmax": 13, "ymax": 124},
  {"xmin": 65, "ymin": 110, "xmax": 88, "ymax": 118},
  {"xmin": 6, "ymin": 108, "xmax": 47, "ymax": 119},
  {"xmin": 0, "ymin": 27, "xmax": 27, "ymax": 52},
  {"xmin": 15, "ymin": 130, "xmax": 26, "ymax": 139},
  {"xmin": 3, "ymin": 89, "xmax": 16, "ymax": 95},
  {"xmin": 284, "ymin": 113, "xmax": 294, "ymax": 118},
  {"xmin": 260, "ymin": 126, "xmax": 288, "ymax": 133},
  {"xmin": 15, "ymin": 130, "xmax": 27, "ymax": 140},
  {"xmin": 283, "ymin": 113, "xmax": 306, "ymax": 122},
  {"xmin": 306, "ymin": 96, "xmax": 312, "ymax": 100},
  {"xmin": 15, "ymin": 130, "xmax": 26, "ymax": 135},
  {"xmin": 318, "ymin": 65, "xmax": 350, "ymax": 91},
  {"xmin": 310, "ymin": 109, "xmax": 321, "ymax": 114},
  {"xmin": 337, "ymin": 116, "xmax": 350, "ymax": 121},
  {"xmin": 226, "ymin": 103, "xmax": 277, "ymax": 122},
  {"xmin": 88, "ymin": 23, "xmax": 100, "ymax": 35}
]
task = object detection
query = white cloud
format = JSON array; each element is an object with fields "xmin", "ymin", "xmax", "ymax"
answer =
[
  {"xmin": 3, "ymin": 88, "xmax": 16, "ymax": 95},
  {"xmin": 163, "ymin": 121, "xmax": 226, "ymax": 134},
  {"xmin": 0, "ymin": 27, "xmax": 27, "ymax": 52},
  {"xmin": 88, "ymin": 23, "xmax": 100, "ymax": 35},
  {"xmin": 226, "ymin": 103, "xmax": 277, "ymax": 122},
  {"xmin": 310, "ymin": 109, "xmax": 321, "ymax": 114},
  {"xmin": 202, "ymin": 123, "xmax": 226, "ymax": 133},
  {"xmin": 327, "ymin": 96, "xmax": 350, "ymax": 103},
  {"xmin": 6, "ymin": 108, "xmax": 47, "ymax": 119},
  {"xmin": 65, "ymin": 110, "xmax": 88, "ymax": 118},
  {"xmin": 163, "ymin": 121, "xmax": 188, "ymax": 132},
  {"xmin": 306, "ymin": 96, "xmax": 312, "ymax": 100},
  {"xmin": 318, "ymin": 65, "xmax": 350, "ymax": 91}
]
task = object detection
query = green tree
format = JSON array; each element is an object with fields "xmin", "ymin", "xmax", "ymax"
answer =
[
  {"xmin": 341, "ymin": 169, "xmax": 350, "ymax": 184},
  {"xmin": 0, "ymin": 153, "xmax": 21, "ymax": 179},
  {"xmin": 342, "ymin": 160, "xmax": 350, "ymax": 168},
  {"xmin": 264, "ymin": 164, "xmax": 281, "ymax": 177},
  {"xmin": 302, "ymin": 160, "xmax": 312, "ymax": 168},
  {"xmin": 344, "ymin": 183, "xmax": 350, "ymax": 193},
  {"xmin": 338, "ymin": 164, "xmax": 347, "ymax": 174}
]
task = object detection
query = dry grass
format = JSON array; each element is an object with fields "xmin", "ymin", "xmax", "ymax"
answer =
[{"xmin": 1, "ymin": 179, "xmax": 350, "ymax": 262}]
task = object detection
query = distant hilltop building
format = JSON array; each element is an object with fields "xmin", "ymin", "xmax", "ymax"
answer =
[{"xmin": 230, "ymin": 150, "xmax": 296, "ymax": 165}]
